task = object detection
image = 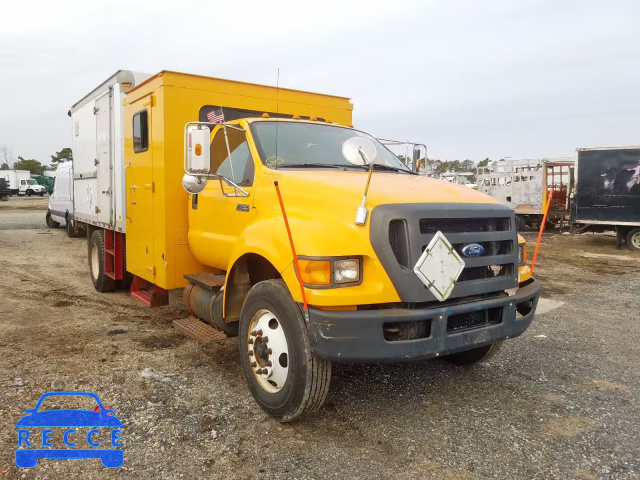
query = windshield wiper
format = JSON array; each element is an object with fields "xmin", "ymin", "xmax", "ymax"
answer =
[
  {"xmin": 372, "ymin": 164, "xmax": 414, "ymax": 174},
  {"xmin": 345, "ymin": 163, "xmax": 414, "ymax": 174},
  {"xmin": 276, "ymin": 163, "xmax": 344, "ymax": 169}
]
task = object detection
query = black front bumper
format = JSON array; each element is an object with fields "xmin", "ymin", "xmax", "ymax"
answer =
[{"xmin": 307, "ymin": 279, "xmax": 541, "ymax": 363}]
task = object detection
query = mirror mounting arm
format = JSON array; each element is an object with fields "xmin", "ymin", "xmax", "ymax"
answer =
[{"xmin": 355, "ymin": 147, "xmax": 374, "ymax": 226}]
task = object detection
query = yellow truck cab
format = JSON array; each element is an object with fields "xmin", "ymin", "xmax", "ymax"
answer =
[{"xmin": 76, "ymin": 71, "xmax": 540, "ymax": 422}]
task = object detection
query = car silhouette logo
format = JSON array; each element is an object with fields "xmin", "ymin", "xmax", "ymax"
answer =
[
  {"xmin": 15, "ymin": 391, "xmax": 123, "ymax": 469},
  {"xmin": 461, "ymin": 243, "xmax": 484, "ymax": 257}
]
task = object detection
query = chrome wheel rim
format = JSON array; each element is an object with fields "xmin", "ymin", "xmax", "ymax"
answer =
[
  {"xmin": 632, "ymin": 232, "xmax": 640, "ymax": 250},
  {"xmin": 247, "ymin": 309, "xmax": 289, "ymax": 393},
  {"xmin": 91, "ymin": 243, "xmax": 100, "ymax": 281}
]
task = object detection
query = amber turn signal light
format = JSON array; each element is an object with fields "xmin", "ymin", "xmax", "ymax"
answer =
[{"xmin": 298, "ymin": 259, "xmax": 331, "ymax": 286}]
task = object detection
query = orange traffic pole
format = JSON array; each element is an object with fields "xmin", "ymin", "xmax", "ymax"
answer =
[
  {"xmin": 274, "ymin": 181, "xmax": 308, "ymax": 311},
  {"xmin": 531, "ymin": 189, "xmax": 554, "ymax": 274}
]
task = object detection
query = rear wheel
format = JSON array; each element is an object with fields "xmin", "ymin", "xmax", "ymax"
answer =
[
  {"xmin": 89, "ymin": 229, "xmax": 116, "ymax": 292},
  {"xmin": 442, "ymin": 341, "xmax": 503, "ymax": 366},
  {"xmin": 627, "ymin": 227, "xmax": 640, "ymax": 252},
  {"xmin": 45, "ymin": 211, "xmax": 60, "ymax": 228},
  {"xmin": 239, "ymin": 279, "xmax": 331, "ymax": 422}
]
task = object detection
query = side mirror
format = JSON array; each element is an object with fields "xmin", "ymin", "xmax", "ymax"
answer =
[
  {"xmin": 342, "ymin": 137, "xmax": 377, "ymax": 166},
  {"xmin": 412, "ymin": 145, "xmax": 421, "ymax": 162},
  {"xmin": 412, "ymin": 144, "xmax": 427, "ymax": 172},
  {"xmin": 186, "ymin": 126, "xmax": 210, "ymax": 174}
]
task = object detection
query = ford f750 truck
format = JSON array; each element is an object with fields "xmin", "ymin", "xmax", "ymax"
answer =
[{"xmin": 71, "ymin": 71, "xmax": 540, "ymax": 421}]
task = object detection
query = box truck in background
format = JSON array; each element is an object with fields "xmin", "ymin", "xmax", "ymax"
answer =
[
  {"xmin": 1, "ymin": 170, "xmax": 42, "ymax": 195},
  {"xmin": 570, "ymin": 147, "xmax": 640, "ymax": 250},
  {"xmin": 477, "ymin": 158, "xmax": 573, "ymax": 230}
]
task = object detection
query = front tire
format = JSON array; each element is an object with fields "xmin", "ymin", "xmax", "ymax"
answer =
[
  {"xmin": 45, "ymin": 211, "xmax": 60, "ymax": 228},
  {"xmin": 239, "ymin": 279, "xmax": 331, "ymax": 422},
  {"xmin": 26, "ymin": 189, "xmax": 33, "ymax": 196},
  {"xmin": 442, "ymin": 341, "xmax": 503, "ymax": 366},
  {"xmin": 89, "ymin": 229, "xmax": 116, "ymax": 292},
  {"xmin": 627, "ymin": 227, "xmax": 640, "ymax": 252}
]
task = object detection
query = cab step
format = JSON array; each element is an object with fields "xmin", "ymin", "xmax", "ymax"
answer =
[
  {"xmin": 173, "ymin": 316, "xmax": 228, "ymax": 344},
  {"xmin": 183, "ymin": 272, "xmax": 226, "ymax": 291}
]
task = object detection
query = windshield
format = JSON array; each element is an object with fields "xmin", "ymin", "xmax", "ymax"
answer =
[
  {"xmin": 27, "ymin": 179, "xmax": 36, "ymax": 185},
  {"xmin": 250, "ymin": 121, "xmax": 411, "ymax": 172}
]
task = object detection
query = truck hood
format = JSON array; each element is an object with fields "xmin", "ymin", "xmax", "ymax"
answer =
[{"xmin": 270, "ymin": 169, "xmax": 498, "ymax": 206}]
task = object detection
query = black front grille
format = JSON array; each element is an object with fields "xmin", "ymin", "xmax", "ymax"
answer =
[
  {"xmin": 419, "ymin": 217, "xmax": 510, "ymax": 234},
  {"xmin": 447, "ymin": 307, "xmax": 502, "ymax": 334},
  {"xmin": 372, "ymin": 203, "xmax": 518, "ymax": 303},
  {"xmin": 457, "ymin": 264, "xmax": 513, "ymax": 282},
  {"xmin": 452, "ymin": 240, "xmax": 512, "ymax": 257}
]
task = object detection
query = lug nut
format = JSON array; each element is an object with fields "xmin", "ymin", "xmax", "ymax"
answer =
[
  {"xmin": 266, "ymin": 348, "xmax": 272, "ymax": 355},
  {"xmin": 248, "ymin": 350, "xmax": 254, "ymax": 356},
  {"xmin": 262, "ymin": 336, "xmax": 268, "ymax": 343},
  {"xmin": 251, "ymin": 329, "xmax": 262, "ymax": 336},
  {"xmin": 251, "ymin": 362, "xmax": 257, "ymax": 368},
  {"xmin": 248, "ymin": 338, "xmax": 254, "ymax": 345},
  {"xmin": 266, "ymin": 361, "xmax": 272, "ymax": 367}
]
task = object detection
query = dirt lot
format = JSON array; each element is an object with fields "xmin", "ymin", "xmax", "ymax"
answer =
[{"xmin": 0, "ymin": 199, "xmax": 639, "ymax": 479}]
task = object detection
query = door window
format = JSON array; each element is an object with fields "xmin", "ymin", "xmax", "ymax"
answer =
[
  {"xmin": 133, "ymin": 110, "xmax": 149, "ymax": 153},
  {"xmin": 210, "ymin": 127, "xmax": 254, "ymax": 186}
]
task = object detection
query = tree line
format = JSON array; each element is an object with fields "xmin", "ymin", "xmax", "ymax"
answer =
[{"xmin": 0, "ymin": 145, "xmax": 72, "ymax": 175}]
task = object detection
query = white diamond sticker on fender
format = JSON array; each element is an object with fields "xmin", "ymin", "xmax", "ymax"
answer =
[{"xmin": 413, "ymin": 231, "xmax": 466, "ymax": 302}]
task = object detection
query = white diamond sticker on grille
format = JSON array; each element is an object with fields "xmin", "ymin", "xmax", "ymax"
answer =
[{"xmin": 413, "ymin": 231, "xmax": 466, "ymax": 302}]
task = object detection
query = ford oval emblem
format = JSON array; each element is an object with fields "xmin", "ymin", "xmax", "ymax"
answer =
[{"xmin": 461, "ymin": 244, "xmax": 484, "ymax": 257}]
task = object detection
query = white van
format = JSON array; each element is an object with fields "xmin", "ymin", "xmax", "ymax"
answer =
[{"xmin": 47, "ymin": 161, "xmax": 78, "ymax": 236}]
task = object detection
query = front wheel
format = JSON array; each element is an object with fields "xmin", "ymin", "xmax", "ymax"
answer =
[
  {"xmin": 26, "ymin": 189, "xmax": 33, "ymax": 196},
  {"xmin": 239, "ymin": 279, "xmax": 331, "ymax": 422},
  {"xmin": 441, "ymin": 341, "xmax": 503, "ymax": 366},
  {"xmin": 627, "ymin": 227, "xmax": 640, "ymax": 252},
  {"xmin": 45, "ymin": 211, "xmax": 60, "ymax": 228}
]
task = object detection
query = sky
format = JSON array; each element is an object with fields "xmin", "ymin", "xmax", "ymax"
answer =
[{"xmin": 0, "ymin": 0, "xmax": 639, "ymax": 164}]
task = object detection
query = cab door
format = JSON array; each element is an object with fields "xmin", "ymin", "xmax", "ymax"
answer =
[
  {"xmin": 192, "ymin": 125, "xmax": 256, "ymax": 269},
  {"xmin": 126, "ymin": 101, "xmax": 155, "ymax": 282}
]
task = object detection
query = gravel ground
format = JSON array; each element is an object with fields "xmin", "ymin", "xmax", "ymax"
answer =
[
  {"xmin": 0, "ymin": 198, "xmax": 50, "ymax": 230},
  {"xmin": 0, "ymin": 202, "xmax": 639, "ymax": 479}
]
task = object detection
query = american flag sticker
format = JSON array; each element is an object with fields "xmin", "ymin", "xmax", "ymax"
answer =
[{"xmin": 207, "ymin": 107, "xmax": 224, "ymax": 123}]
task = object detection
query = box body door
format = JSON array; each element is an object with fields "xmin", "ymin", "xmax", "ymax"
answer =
[{"xmin": 95, "ymin": 92, "xmax": 114, "ymax": 225}]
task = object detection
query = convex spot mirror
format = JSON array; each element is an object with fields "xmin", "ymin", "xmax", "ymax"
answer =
[
  {"xmin": 187, "ymin": 126, "xmax": 210, "ymax": 173},
  {"xmin": 182, "ymin": 174, "xmax": 206, "ymax": 194},
  {"xmin": 342, "ymin": 137, "xmax": 377, "ymax": 166}
]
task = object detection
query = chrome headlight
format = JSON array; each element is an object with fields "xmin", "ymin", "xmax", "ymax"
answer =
[{"xmin": 334, "ymin": 258, "xmax": 360, "ymax": 284}]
